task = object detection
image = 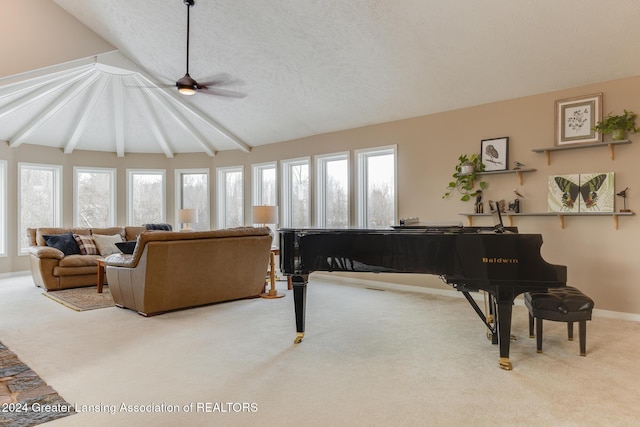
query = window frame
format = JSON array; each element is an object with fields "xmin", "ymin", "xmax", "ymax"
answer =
[
  {"xmin": 73, "ymin": 166, "xmax": 117, "ymax": 228},
  {"xmin": 216, "ymin": 165, "xmax": 244, "ymax": 229},
  {"xmin": 355, "ymin": 145, "xmax": 397, "ymax": 228},
  {"xmin": 175, "ymin": 168, "xmax": 210, "ymax": 231},
  {"xmin": 251, "ymin": 161, "xmax": 278, "ymax": 209},
  {"xmin": 126, "ymin": 168, "xmax": 166, "ymax": 226},
  {"xmin": 315, "ymin": 152, "xmax": 350, "ymax": 228},
  {"xmin": 0, "ymin": 160, "xmax": 6, "ymax": 257},
  {"xmin": 18, "ymin": 162, "xmax": 63, "ymax": 254},
  {"xmin": 280, "ymin": 156, "xmax": 311, "ymax": 228}
]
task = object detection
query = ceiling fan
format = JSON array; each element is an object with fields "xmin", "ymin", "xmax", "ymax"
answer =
[{"xmin": 174, "ymin": 0, "xmax": 245, "ymax": 98}]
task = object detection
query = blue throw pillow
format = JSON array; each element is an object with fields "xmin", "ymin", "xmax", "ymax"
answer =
[{"xmin": 43, "ymin": 232, "xmax": 81, "ymax": 256}]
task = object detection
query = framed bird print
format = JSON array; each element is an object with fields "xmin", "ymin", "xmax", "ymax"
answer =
[
  {"xmin": 548, "ymin": 172, "xmax": 614, "ymax": 213},
  {"xmin": 555, "ymin": 93, "xmax": 602, "ymax": 146},
  {"xmin": 481, "ymin": 137, "xmax": 508, "ymax": 171}
]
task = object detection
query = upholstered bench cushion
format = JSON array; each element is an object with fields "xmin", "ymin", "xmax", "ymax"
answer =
[{"xmin": 524, "ymin": 286, "xmax": 594, "ymax": 322}]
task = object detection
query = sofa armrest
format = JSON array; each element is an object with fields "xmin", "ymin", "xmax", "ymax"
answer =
[
  {"xmin": 104, "ymin": 253, "xmax": 136, "ymax": 268},
  {"xmin": 28, "ymin": 245, "xmax": 64, "ymax": 260}
]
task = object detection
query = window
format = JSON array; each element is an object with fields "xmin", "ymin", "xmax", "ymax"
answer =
[
  {"xmin": 216, "ymin": 166, "xmax": 243, "ymax": 229},
  {"xmin": 175, "ymin": 169, "xmax": 210, "ymax": 231},
  {"xmin": 18, "ymin": 162, "xmax": 62, "ymax": 253},
  {"xmin": 252, "ymin": 162, "xmax": 277, "ymax": 207},
  {"xmin": 316, "ymin": 152, "xmax": 349, "ymax": 228},
  {"xmin": 355, "ymin": 146, "xmax": 397, "ymax": 228},
  {"xmin": 74, "ymin": 167, "xmax": 116, "ymax": 228},
  {"xmin": 281, "ymin": 157, "xmax": 310, "ymax": 228},
  {"xmin": 0, "ymin": 160, "xmax": 6, "ymax": 257},
  {"xmin": 127, "ymin": 169, "xmax": 166, "ymax": 226}
]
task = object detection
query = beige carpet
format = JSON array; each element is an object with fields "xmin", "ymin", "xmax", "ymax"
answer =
[
  {"xmin": 42, "ymin": 286, "xmax": 114, "ymax": 311},
  {"xmin": 1, "ymin": 273, "xmax": 639, "ymax": 426}
]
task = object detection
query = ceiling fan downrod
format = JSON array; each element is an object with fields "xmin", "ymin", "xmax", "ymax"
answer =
[{"xmin": 178, "ymin": 0, "xmax": 196, "ymax": 95}]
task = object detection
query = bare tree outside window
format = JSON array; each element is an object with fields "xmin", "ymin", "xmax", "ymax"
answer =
[
  {"xmin": 75, "ymin": 168, "xmax": 115, "ymax": 227},
  {"xmin": 356, "ymin": 147, "xmax": 396, "ymax": 229},
  {"xmin": 317, "ymin": 154, "xmax": 349, "ymax": 228},
  {"xmin": 217, "ymin": 167, "xmax": 243, "ymax": 229},
  {"xmin": 128, "ymin": 170, "xmax": 165, "ymax": 226},
  {"xmin": 19, "ymin": 163, "xmax": 61, "ymax": 252},
  {"xmin": 281, "ymin": 159, "xmax": 310, "ymax": 228},
  {"xmin": 179, "ymin": 171, "xmax": 209, "ymax": 230}
]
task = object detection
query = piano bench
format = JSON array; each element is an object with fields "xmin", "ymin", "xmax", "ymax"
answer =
[{"xmin": 524, "ymin": 286, "xmax": 594, "ymax": 356}]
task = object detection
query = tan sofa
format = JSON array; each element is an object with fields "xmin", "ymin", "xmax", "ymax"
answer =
[
  {"xmin": 104, "ymin": 227, "xmax": 273, "ymax": 316},
  {"xmin": 27, "ymin": 226, "xmax": 146, "ymax": 291}
]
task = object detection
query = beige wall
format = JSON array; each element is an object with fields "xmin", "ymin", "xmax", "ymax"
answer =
[
  {"xmin": 0, "ymin": 0, "xmax": 115, "ymax": 77},
  {"xmin": 2, "ymin": 74, "xmax": 639, "ymax": 315}
]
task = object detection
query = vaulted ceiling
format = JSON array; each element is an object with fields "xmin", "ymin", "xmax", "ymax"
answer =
[{"xmin": 2, "ymin": 0, "xmax": 640, "ymax": 157}]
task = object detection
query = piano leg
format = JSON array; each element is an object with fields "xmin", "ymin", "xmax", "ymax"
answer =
[
  {"xmin": 495, "ymin": 287, "xmax": 516, "ymax": 371},
  {"xmin": 292, "ymin": 275, "xmax": 308, "ymax": 344}
]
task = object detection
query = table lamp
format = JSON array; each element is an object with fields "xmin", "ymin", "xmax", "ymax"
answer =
[{"xmin": 177, "ymin": 208, "xmax": 197, "ymax": 231}]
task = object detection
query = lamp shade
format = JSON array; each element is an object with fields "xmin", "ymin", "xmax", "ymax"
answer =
[
  {"xmin": 177, "ymin": 208, "xmax": 197, "ymax": 224},
  {"xmin": 252, "ymin": 205, "xmax": 278, "ymax": 225}
]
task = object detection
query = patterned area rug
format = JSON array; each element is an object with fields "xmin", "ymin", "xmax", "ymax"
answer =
[
  {"xmin": 0, "ymin": 342, "xmax": 75, "ymax": 426},
  {"xmin": 42, "ymin": 286, "xmax": 115, "ymax": 311}
]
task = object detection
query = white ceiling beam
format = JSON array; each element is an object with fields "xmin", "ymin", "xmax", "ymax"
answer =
[
  {"xmin": 0, "ymin": 65, "xmax": 94, "ymax": 101},
  {"xmin": 128, "ymin": 80, "xmax": 174, "ymax": 158},
  {"xmin": 113, "ymin": 75, "xmax": 125, "ymax": 157},
  {"xmin": 0, "ymin": 67, "xmax": 95, "ymax": 120},
  {"xmin": 132, "ymin": 75, "xmax": 216, "ymax": 156},
  {"xmin": 0, "ymin": 57, "xmax": 98, "ymax": 88},
  {"xmin": 9, "ymin": 72, "xmax": 101, "ymax": 147},
  {"xmin": 132, "ymin": 72, "xmax": 251, "ymax": 153},
  {"xmin": 64, "ymin": 75, "xmax": 112, "ymax": 154}
]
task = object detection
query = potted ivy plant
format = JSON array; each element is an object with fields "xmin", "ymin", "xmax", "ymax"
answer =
[
  {"xmin": 592, "ymin": 109, "xmax": 639, "ymax": 140},
  {"xmin": 442, "ymin": 154, "xmax": 487, "ymax": 201}
]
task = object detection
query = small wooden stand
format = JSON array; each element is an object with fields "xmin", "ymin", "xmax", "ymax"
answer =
[{"xmin": 261, "ymin": 248, "xmax": 285, "ymax": 299}]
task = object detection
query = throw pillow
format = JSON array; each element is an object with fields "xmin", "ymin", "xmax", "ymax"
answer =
[
  {"xmin": 92, "ymin": 234, "xmax": 124, "ymax": 256},
  {"xmin": 43, "ymin": 232, "xmax": 81, "ymax": 256},
  {"xmin": 73, "ymin": 234, "xmax": 98, "ymax": 255},
  {"xmin": 115, "ymin": 240, "xmax": 137, "ymax": 255}
]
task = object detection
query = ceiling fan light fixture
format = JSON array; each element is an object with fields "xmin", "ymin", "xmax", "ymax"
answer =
[{"xmin": 178, "ymin": 86, "xmax": 196, "ymax": 95}]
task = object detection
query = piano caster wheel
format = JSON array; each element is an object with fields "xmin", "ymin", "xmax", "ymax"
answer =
[
  {"xmin": 499, "ymin": 358, "xmax": 513, "ymax": 371},
  {"xmin": 294, "ymin": 332, "xmax": 304, "ymax": 344}
]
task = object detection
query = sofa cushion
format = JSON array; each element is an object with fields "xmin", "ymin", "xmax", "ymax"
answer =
[
  {"xmin": 91, "ymin": 227, "xmax": 126, "ymax": 239},
  {"xmin": 93, "ymin": 234, "xmax": 123, "ymax": 256},
  {"xmin": 73, "ymin": 234, "xmax": 98, "ymax": 255},
  {"xmin": 43, "ymin": 232, "xmax": 81, "ymax": 255},
  {"xmin": 59, "ymin": 254, "xmax": 103, "ymax": 267}
]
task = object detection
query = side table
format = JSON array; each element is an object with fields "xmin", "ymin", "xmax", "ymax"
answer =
[
  {"xmin": 96, "ymin": 258, "xmax": 106, "ymax": 293},
  {"xmin": 261, "ymin": 247, "xmax": 286, "ymax": 299}
]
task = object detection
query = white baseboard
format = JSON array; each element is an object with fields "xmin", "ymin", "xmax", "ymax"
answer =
[{"xmin": 311, "ymin": 272, "xmax": 640, "ymax": 322}]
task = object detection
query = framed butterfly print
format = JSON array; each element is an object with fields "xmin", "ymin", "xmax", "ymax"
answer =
[
  {"xmin": 548, "ymin": 172, "xmax": 614, "ymax": 213},
  {"xmin": 555, "ymin": 93, "xmax": 602, "ymax": 146},
  {"xmin": 481, "ymin": 137, "xmax": 508, "ymax": 171}
]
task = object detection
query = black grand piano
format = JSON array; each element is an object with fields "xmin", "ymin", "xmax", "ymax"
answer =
[{"xmin": 279, "ymin": 225, "xmax": 567, "ymax": 370}]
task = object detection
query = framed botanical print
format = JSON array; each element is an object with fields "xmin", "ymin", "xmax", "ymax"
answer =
[
  {"xmin": 480, "ymin": 137, "xmax": 508, "ymax": 171},
  {"xmin": 555, "ymin": 93, "xmax": 602, "ymax": 146}
]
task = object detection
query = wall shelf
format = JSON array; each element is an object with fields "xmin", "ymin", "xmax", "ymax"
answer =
[
  {"xmin": 531, "ymin": 140, "xmax": 631, "ymax": 165},
  {"xmin": 477, "ymin": 168, "xmax": 536, "ymax": 185},
  {"xmin": 460, "ymin": 211, "xmax": 635, "ymax": 230}
]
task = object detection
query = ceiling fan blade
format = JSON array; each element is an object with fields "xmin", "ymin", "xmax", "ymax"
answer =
[
  {"xmin": 199, "ymin": 87, "xmax": 247, "ymax": 98},
  {"xmin": 197, "ymin": 73, "xmax": 242, "ymax": 87}
]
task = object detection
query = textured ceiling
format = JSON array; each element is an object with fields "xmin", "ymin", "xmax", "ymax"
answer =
[{"xmin": 2, "ymin": 0, "xmax": 640, "ymax": 157}]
